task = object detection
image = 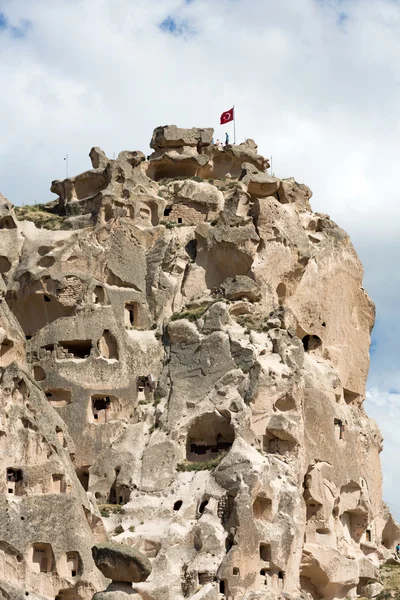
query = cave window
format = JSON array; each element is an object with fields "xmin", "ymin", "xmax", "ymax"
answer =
[
  {"xmin": 260, "ymin": 569, "xmax": 269, "ymax": 586},
  {"xmin": 52, "ymin": 474, "xmax": 66, "ymax": 493},
  {"xmin": 137, "ymin": 375, "xmax": 156, "ymax": 401},
  {"xmin": 109, "ymin": 468, "xmax": 129, "ymax": 506},
  {"xmin": 306, "ymin": 501, "xmax": 322, "ymax": 520},
  {"xmin": 76, "ymin": 466, "xmax": 90, "ymax": 491},
  {"xmin": 259, "ymin": 543, "xmax": 271, "ymax": 562},
  {"xmin": 233, "ymin": 567, "xmax": 239, "ymax": 575},
  {"xmin": 56, "ymin": 427, "xmax": 66, "ymax": 447},
  {"xmin": 302, "ymin": 334, "xmax": 322, "ymax": 352},
  {"xmin": 124, "ymin": 303, "xmax": 138, "ymax": 328},
  {"xmin": 92, "ymin": 286, "xmax": 105, "ymax": 304},
  {"xmin": 366, "ymin": 529, "xmax": 372, "ymax": 542},
  {"xmin": 278, "ymin": 571, "xmax": 285, "ymax": 589},
  {"xmin": 33, "ymin": 549, "xmax": 48, "ymax": 572},
  {"xmin": 31, "ymin": 543, "xmax": 53, "ymax": 573},
  {"xmin": 59, "ymin": 340, "xmax": 92, "ymax": 359},
  {"xmin": 92, "ymin": 396, "xmax": 111, "ymax": 422},
  {"xmin": 219, "ymin": 581, "xmax": 225, "ymax": 594},
  {"xmin": 186, "ymin": 413, "xmax": 234, "ymax": 463},
  {"xmin": 6, "ymin": 468, "xmax": 23, "ymax": 495},
  {"xmin": 44, "ymin": 389, "xmax": 71, "ymax": 407},
  {"xmin": 0, "ymin": 216, "xmax": 16, "ymax": 229},
  {"xmin": 7, "ymin": 468, "xmax": 23, "ymax": 482},
  {"xmin": 178, "ymin": 217, "xmax": 182, "ymax": 224},
  {"xmin": 334, "ymin": 418, "xmax": 344, "ymax": 440},
  {"xmin": 164, "ymin": 207, "xmax": 171, "ymax": 217},
  {"xmin": 198, "ymin": 499, "xmax": 209, "ymax": 515},
  {"xmin": 173, "ymin": 500, "xmax": 183, "ymax": 511},
  {"xmin": 43, "ymin": 295, "xmax": 51, "ymax": 303}
]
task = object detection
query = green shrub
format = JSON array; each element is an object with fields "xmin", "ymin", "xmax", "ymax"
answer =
[
  {"xmin": 114, "ymin": 524, "xmax": 124, "ymax": 534},
  {"xmin": 100, "ymin": 508, "xmax": 110, "ymax": 518},
  {"xmin": 170, "ymin": 306, "xmax": 206, "ymax": 322},
  {"xmin": 177, "ymin": 453, "xmax": 226, "ymax": 472},
  {"xmin": 129, "ymin": 525, "xmax": 135, "ymax": 532}
]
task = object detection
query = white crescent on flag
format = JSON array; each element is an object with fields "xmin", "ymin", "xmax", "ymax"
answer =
[{"xmin": 220, "ymin": 108, "xmax": 234, "ymax": 125}]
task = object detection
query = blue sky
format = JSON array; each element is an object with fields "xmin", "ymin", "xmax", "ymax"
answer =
[
  {"xmin": 0, "ymin": 0, "xmax": 400, "ymax": 517},
  {"xmin": 0, "ymin": 10, "xmax": 30, "ymax": 37}
]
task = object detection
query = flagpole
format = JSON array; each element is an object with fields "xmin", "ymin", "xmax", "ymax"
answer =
[{"xmin": 233, "ymin": 105, "xmax": 236, "ymax": 145}]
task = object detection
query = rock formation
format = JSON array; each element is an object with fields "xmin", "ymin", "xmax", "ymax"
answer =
[{"xmin": 0, "ymin": 125, "xmax": 398, "ymax": 600}]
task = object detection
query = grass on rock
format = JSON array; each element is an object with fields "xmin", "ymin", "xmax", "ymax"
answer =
[
  {"xmin": 14, "ymin": 200, "xmax": 67, "ymax": 230},
  {"xmin": 177, "ymin": 453, "xmax": 226, "ymax": 472}
]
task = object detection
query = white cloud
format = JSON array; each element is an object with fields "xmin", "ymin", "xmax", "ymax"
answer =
[
  {"xmin": 366, "ymin": 389, "xmax": 400, "ymax": 519},
  {"xmin": 0, "ymin": 0, "xmax": 400, "ymax": 513}
]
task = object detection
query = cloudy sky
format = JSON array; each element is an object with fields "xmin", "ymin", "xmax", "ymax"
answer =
[{"xmin": 0, "ymin": 0, "xmax": 399, "ymax": 516}]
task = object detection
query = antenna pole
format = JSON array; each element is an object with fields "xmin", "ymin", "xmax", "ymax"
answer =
[
  {"xmin": 64, "ymin": 154, "xmax": 69, "ymax": 179},
  {"xmin": 233, "ymin": 105, "xmax": 236, "ymax": 145}
]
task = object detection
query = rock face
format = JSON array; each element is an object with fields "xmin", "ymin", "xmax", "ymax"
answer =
[{"xmin": 0, "ymin": 125, "xmax": 397, "ymax": 600}]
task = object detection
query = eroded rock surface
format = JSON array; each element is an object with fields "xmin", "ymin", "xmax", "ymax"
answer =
[
  {"xmin": 92, "ymin": 543, "xmax": 151, "ymax": 582},
  {"xmin": 0, "ymin": 125, "xmax": 397, "ymax": 600}
]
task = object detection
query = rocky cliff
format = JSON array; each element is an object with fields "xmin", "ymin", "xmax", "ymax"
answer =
[{"xmin": 0, "ymin": 126, "xmax": 397, "ymax": 600}]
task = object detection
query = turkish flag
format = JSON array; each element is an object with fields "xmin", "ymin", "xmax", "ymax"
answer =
[{"xmin": 220, "ymin": 108, "xmax": 234, "ymax": 125}]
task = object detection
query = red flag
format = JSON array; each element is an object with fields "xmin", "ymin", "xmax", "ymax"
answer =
[{"xmin": 220, "ymin": 107, "xmax": 234, "ymax": 125}]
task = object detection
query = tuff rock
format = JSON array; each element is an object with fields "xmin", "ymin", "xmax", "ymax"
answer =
[
  {"xmin": 0, "ymin": 125, "xmax": 397, "ymax": 600},
  {"xmin": 91, "ymin": 543, "xmax": 151, "ymax": 582}
]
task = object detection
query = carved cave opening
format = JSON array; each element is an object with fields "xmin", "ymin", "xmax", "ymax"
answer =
[{"xmin": 186, "ymin": 412, "xmax": 235, "ymax": 463}]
